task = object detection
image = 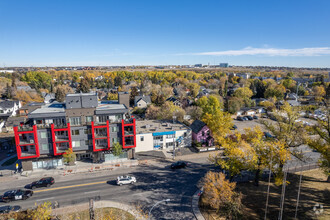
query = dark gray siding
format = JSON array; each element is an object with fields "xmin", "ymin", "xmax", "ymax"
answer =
[
  {"xmin": 71, "ymin": 126, "xmax": 90, "ymax": 151},
  {"xmin": 37, "ymin": 129, "xmax": 53, "ymax": 155}
]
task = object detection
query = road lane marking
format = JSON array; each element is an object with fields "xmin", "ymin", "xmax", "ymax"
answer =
[
  {"xmin": 37, "ymin": 197, "xmax": 54, "ymax": 201},
  {"xmin": 34, "ymin": 181, "xmax": 107, "ymax": 193},
  {"xmin": 84, "ymin": 190, "xmax": 100, "ymax": 194}
]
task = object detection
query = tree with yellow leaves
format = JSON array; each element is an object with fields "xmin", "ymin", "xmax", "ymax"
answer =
[
  {"xmin": 28, "ymin": 202, "xmax": 52, "ymax": 220},
  {"xmin": 244, "ymin": 126, "xmax": 290, "ymax": 186},
  {"xmin": 202, "ymin": 171, "xmax": 243, "ymax": 218},
  {"xmin": 307, "ymin": 108, "xmax": 330, "ymax": 182}
]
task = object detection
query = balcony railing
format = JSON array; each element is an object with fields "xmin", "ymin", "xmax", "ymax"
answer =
[
  {"xmin": 19, "ymin": 139, "xmax": 35, "ymax": 145},
  {"xmin": 55, "ymin": 136, "xmax": 69, "ymax": 142},
  {"xmin": 124, "ymin": 131, "xmax": 134, "ymax": 136}
]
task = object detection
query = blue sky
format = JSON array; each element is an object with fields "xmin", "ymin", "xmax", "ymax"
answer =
[{"xmin": 1, "ymin": 0, "xmax": 330, "ymax": 67}]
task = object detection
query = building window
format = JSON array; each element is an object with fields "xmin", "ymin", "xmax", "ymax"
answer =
[
  {"xmin": 202, "ymin": 131, "xmax": 205, "ymax": 136},
  {"xmin": 72, "ymin": 141, "xmax": 80, "ymax": 148},
  {"xmin": 97, "ymin": 115, "xmax": 107, "ymax": 123},
  {"xmin": 184, "ymin": 132, "xmax": 187, "ymax": 137},
  {"xmin": 84, "ymin": 129, "xmax": 88, "ymax": 134},
  {"xmin": 72, "ymin": 130, "xmax": 80, "ymax": 135},
  {"xmin": 140, "ymin": 136, "xmax": 144, "ymax": 141},
  {"xmin": 112, "ymin": 137, "xmax": 118, "ymax": 143},
  {"xmin": 111, "ymin": 126, "xmax": 118, "ymax": 132},
  {"xmin": 166, "ymin": 142, "xmax": 174, "ymax": 147},
  {"xmin": 69, "ymin": 117, "xmax": 81, "ymax": 125},
  {"xmin": 41, "ymin": 132, "xmax": 47, "ymax": 139},
  {"xmin": 41, "ymin": 143, "xmax": 49, "ymax": 150},
  {"xmin": 166, "ymin": 134, "xmax": 175, "ymax": 139},
  {"xmin": 154, "ymin": 136, "xmax": 163, "ymax": 141},
  {"xmin": 86, "ymin": 116, "xmax": 93, "ymax": 123}
]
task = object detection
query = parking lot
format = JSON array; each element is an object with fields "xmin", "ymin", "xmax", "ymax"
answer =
[{"xmin": 233, "ymin": 117, "xmax": 269, "ymax": 133}]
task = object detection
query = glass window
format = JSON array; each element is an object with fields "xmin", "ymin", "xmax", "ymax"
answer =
[
  {"xmin": 69, "ymin": 117, "xmax": 81, "ymax": 125},
  {"xmin": 140, "ymin": 136, "xmax": 144, "ymax": 141},
  {"xmin": 112, "ymin": 137, "xmax": 118, "ymax": 143},
  {"xmin": 166, "ymin": 134, "xmax": 175, "ymax": 139},
  {"xmin": 111, "ymin": 126, "xmax": 118, "ymax": 132},
  {"xmin": 72, "ymin": 141, "xmax": 80, "ymax": 148},
  {"xmin": 41, "ymin": 132, "xmax": 47, "ymax": 139},
  {"xmin": 184, "ymin": 132, "xmax": 187, "ymax": 137},
  {"xmin": 84, "ymin": 129, "xmax": 88, "ymax": 134},
  {"xmin": 72, "ymin": 130, "xmax": 80, "ymax": 135},
  {"xmin": 41, "ymin": 143, "xmax": 49, "ymax": 150},
  {"xmin": 86, "ymin": 116, "xmax": 93, "ymax": 123}
]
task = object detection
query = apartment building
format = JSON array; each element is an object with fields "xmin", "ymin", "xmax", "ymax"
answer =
[
  {"xmin": 14, "ymin": 92, "xmax": 136, "ymax": 171},
  {"xmin": 135, "ymin": 120, "xmax": 191, "ymax": 152}
]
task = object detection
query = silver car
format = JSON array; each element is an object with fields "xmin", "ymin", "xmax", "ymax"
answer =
[{"xmin": 116, "ymin": 176, "xmax": 136, "ymax": 186}]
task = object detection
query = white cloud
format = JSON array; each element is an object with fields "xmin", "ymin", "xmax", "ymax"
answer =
[{"xmin": 186, "ymin": 47, "xmax": 330, "ymax": 56}]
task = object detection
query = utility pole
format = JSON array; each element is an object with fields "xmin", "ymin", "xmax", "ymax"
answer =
[
  {"xmin": 278, "ymin": 170, "xmax": 288, "ymax": 220},
  {"xmin": 89, "ymin": 199, "xmax": 94, "ymax": 220}
]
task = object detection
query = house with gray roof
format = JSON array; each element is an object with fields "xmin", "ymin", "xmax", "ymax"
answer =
[{"xmin": 134, "ymin": 95, "xmax": 151, "ymax": 108}]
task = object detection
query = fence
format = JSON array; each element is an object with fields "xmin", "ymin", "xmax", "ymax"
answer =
[{"xmin": 286, "ymin": 163, "xmax": 319, "ymax": 174}]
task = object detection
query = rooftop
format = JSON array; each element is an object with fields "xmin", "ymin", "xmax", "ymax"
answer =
[
  {"xmin": 29, "ymin": 102, "xmax": 65, "ymax": 115},
  {"xmin": 136, "ymin": 120, "xmax": 190, "ymax": 134},
  {"xmin": 66, "ymin": 92, "xmax": 97, "ymax": 97}
]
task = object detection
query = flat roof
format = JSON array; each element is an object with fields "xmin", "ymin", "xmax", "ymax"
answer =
[
  {"xmin": 136, "ymin": 120, "xmax": 190, "ymax": 134},
  {"xmin": 66, "ymin": 92, "xmax": 97, "ymax": 97}
]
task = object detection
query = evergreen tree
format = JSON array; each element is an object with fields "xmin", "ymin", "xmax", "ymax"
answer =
[
  {"xmin": 224, "ymin": 80, "xmax": 228, "ymax": 97},
  {"xmin": 55, "ymin": 87, "xmax": 66, "ymax": 102},
  {"xmin": 77, "ymin": 79, "xmax": 90, "ymax": 93}
]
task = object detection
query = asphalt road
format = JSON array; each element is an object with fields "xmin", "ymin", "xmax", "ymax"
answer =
[{"xmin": 0, "ymin": 158, "xmax": 215, "ymax": 220}]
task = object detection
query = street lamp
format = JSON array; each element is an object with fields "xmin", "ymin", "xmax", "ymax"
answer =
[{"xmin": 148, "ymin": 199, "xmax": 171, "ymax": 220}]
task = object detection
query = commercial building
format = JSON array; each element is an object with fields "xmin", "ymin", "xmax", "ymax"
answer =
[
  {"xmin": 219, "ymin": 63, "xmax": 229, "ymax": 68},
  {"xmin": 135, "ymin": 120, "xmax": 191, "ymax": 152},
  {"xmin": 14, "ymin": 92, "xmax": 136, "ymax": 171}
]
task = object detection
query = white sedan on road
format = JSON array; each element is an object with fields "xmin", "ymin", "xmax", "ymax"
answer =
[{"xmin": 116, "ymin": 176, "xmax": 136, "ymax": 186}]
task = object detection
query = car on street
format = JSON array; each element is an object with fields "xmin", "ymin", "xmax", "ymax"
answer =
[
  {"xmin": 170, "ymin": 161, "xmax": 188, "ymax": 169},
  {"xmin": 29, "ymin": 177, "xmax": 55, "ymax": 189},
  {"xmin": 0, "ymin": 205, "xmax": 21, "ymax": 214},
  {"xmin": 0, "ymin": 190, "xmax": 33, "ymax": 203},
  {"xmin": 246, "ymin": 116, "xmax": 253, "ymax": 120},
  {"xmin": 116, "ymin": 176, "xmax": 136, "ymax": 186},
  {"xmin": 242, "ymin": 116, "xmax": 249, "ymax": 121},
  {"xmin": 253, "ymin": 115, "xmax": 259, "ymax": 119}
]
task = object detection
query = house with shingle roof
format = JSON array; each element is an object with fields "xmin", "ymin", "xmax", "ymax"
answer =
[
  {"xmin": 190, "ymin": 119, "xmax": 214, "ymax": 147},
  {"xmin": 134, "ymin": 95, "xmax": 151, "ymax": 108}
]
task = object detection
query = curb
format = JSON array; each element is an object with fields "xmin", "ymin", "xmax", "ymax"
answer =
[{"xmin": 192, "ymin": 189, "xmax": 205, "ymax": 220}]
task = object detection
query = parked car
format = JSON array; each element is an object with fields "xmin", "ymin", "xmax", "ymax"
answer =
[
  {"xmin": 170, "ymin": 161, "xmax": 188, "ymax": 169},
  {"xmin": 116, "ymin": 176, "xmax": 136, "ymax": 186},
  {"xmin": 246, "ymin": 116, "xmax": 253, "ymax": 120},
  {"xmin": 253, "ymin": 115, "xmax": 259, "ymax": 119},
  {"xmin": 236, "ymin": 116, "xmax": 243, "ymax": 121},
  {"xmin": 242, "ymin": 116, "xmax": 249, "ymax": 121},
  {"xmin": 0, "ymin": 190, "xmax": 33, "ymax": 203},
  {"xmin": 0, "ymin": 205, "xmax": 21, "ymax": 214},
  {"xmin": 30, "ymin": 177, "xmax": 55, "ymax": 189},
  {"xmin": 264, "ymin": 132, "xmax": 275, "ymax": 139},
  {"xmin": 230, "ymin": 125, "xmax": 238, "ymax": 130}
]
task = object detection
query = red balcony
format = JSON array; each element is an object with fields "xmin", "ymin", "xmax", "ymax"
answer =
[
  {"xmin": 51, "ymin": 123, "xmax": 72, "ymax": 156},
  {"xmin": 91, "ymin": 121, "xmax": 110, "ymax": 152},
  {"xmin": 14, "ymin": 125, "xmax": 40, "ymax": 159},
  {"xmin": 121, "ymin": 118, "xmax": 136, "ymax": 149}
]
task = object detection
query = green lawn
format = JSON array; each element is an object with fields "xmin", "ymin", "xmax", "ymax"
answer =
[{"xmin": 1, "ymin": 156, "xmax": 18, "ymax": 167}]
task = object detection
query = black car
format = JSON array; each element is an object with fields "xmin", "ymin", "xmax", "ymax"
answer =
[
  {"xmin": 170, "ymin": 161, "xmax": 188, "ymax": 169},
  {"xmin": 236, "ymin": 116, "xmax": 244, "ymax": 121},
  {"xmin": 242, "ymin": 116, "xmax": 249, "ymax": 121},
  {"xmin": 246, "ymin": 116, "xmax": 253, "ymax": 120},
  {"xmin": 1, "ymin": 190, "xmax": 33, "ymax": 203},
  {"xmin": 253, "ymin": 115, "xmax": 259, "ymax": 119},
  {"xmin": 0, "ymin": 205, "xmax": 21, "ymax": 214},
  {"xmin": 30, "ymin": 177, "xmax": 55, "ymax": 189},
  {"xmin": 230, "ymin": 125, "xmax": 238, "ymax": 130}
]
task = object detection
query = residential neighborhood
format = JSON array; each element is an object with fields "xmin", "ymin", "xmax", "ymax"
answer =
[{"xmin": 1, "ymin": 0, "xmax": 330, "ymax": 219}]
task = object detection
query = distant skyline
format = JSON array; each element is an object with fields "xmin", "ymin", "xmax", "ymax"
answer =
[{"xmin": 1, "ymin": 0, "xmax": 330, "ymax": 67}]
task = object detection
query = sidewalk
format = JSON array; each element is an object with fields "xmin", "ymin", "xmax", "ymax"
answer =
[{"xmin": 192, "ymin": 189, "xmax": 205, "ymax": 220}]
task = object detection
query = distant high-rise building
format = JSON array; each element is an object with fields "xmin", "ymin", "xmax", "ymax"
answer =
[
  {"xmin": 220, "ymin": 63, "xmax": 229, "ymax": 68},
  {"xmin": 194, "ymin": 64, "xmax": 202, "ymax": 68}
]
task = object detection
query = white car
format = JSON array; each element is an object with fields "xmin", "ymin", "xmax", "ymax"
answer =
[{"xmin": 116, "ymin": 176, "xmax": 136, "ymax": 186}]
